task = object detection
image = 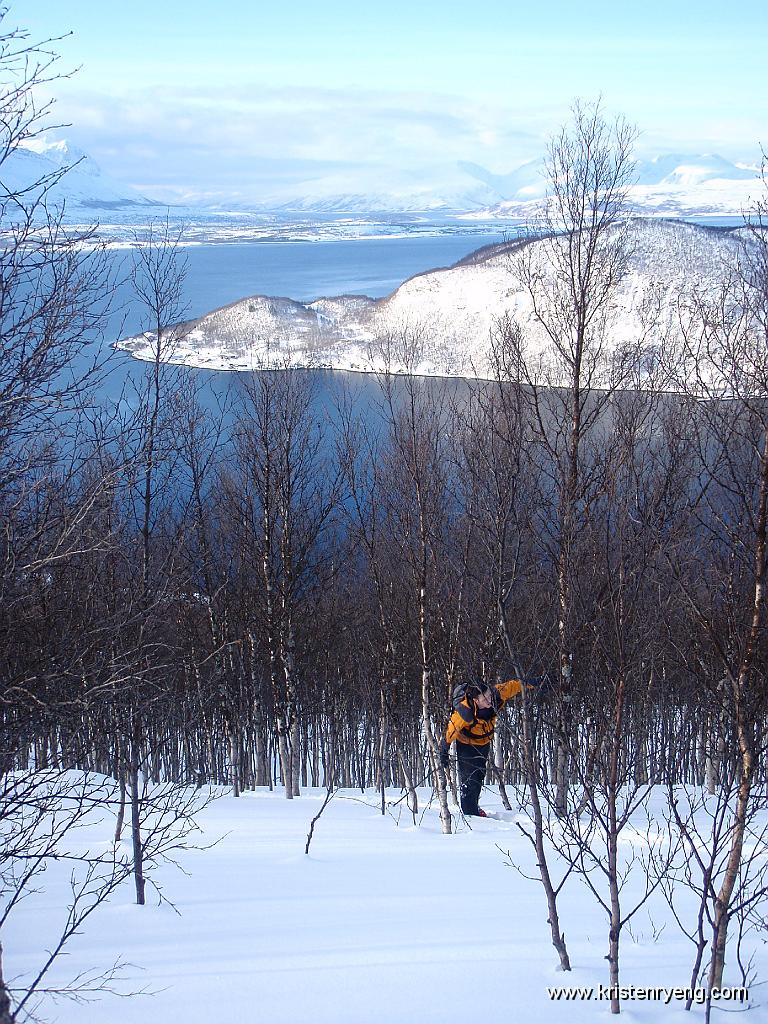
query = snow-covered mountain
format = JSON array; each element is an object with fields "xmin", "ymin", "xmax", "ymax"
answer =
[
  {"xmin": 238, "ymin": 164, "xmax": 511, "ymax": 214},
  {"xmin": 474, "ymin": 155, "xmax": 761, "ymax": 220},
  {"xmin": 1, "ymin": 138, "xmax": 759, "ymax": 223},
  {"xmin": 230, "ymin": 159, "xmax": 546, "ymax": 214},
  {"xmin": 0, "ymin": 139, "xmax": 158, "ymax": 211},
  {"xmin": 222, "ymin": 154, "xmax": 759, "ymax": 217},
  {"xmin": 624, "ymin": 154, "xmax": 760, "ymax": 217},
  {"xmin": 117, "ymin": 219, "xmax": 753, "ymax": 386},
  {"xmin": 635, "ymin": 153, "xmax": 756, "ymax": 187}
]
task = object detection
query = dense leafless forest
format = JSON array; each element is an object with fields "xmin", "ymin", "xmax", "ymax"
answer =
[{"xmin": 2, "ymin": 15, "xmax": 768, "ymax": 1021}]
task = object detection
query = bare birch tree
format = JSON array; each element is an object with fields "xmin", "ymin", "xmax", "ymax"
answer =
[
  {"xmin": 232, "ymin": 364, "xmax": 341, "ymax": 799},
  {"xmin": 373, "ymin": 343, "xmax": 458, "ymax": 834},
  {"xmin": 0, "ymin": 10, "xmax": 133, "ymax": 1013},
  {"xmin": 664, "ymin": 188, "xmax": 768, "ymax": 1013},
  {"xmin": 506, "ymin": 100, "xmax": 639, "ymax": 814}
]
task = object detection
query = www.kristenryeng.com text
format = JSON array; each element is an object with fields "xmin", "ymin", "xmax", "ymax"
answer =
[{"xmin": 547, "ymin": 984, "xmax": 748, "ymax": 1005}]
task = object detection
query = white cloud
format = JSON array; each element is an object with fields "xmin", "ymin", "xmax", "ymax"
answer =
[
  {"xmin": 55, "ymin": 82, "xmax": 546, "ymax": 200},
  {"xmin": 39, "ymin": 74, "xmax": 764, "ymax": 207}
]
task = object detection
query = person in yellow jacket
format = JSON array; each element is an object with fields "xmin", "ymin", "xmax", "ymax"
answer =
[{"xmin": 439, "ymin": 678, "xmax": 529, "ymax": 817}]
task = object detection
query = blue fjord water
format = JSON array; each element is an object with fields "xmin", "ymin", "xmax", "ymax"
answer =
[
  {"xmin": 97, "ymin": 219, "xmax": 744, "ymax": 402},
  {"xmin": 97, "ymin": 231, "xmax": 506, "ymax": 407},
  {"xmin": 180, "ymin": 232, "xmax": 506, "ymax": 312}
]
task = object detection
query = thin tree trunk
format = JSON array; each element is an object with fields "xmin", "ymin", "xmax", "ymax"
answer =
[
  {"xmin": 290, "ymin": 717, "xmax": 301, "ymax": 798},
  {"xmin": 708, "ymin": 429, "xmax": 768, "ymax": 994},
  {"xmin": 522, "ymin": 692, "xmax": 571, "ymax": 971},
  {"xmin": 248, "ymin": 632, "xmax": 268, "ymax": 787},
  {"xmin": 226, "ymin": 717, "xmax": 240, "ymax": 797},
  {"xmin": 378, "ymin": 686, "xmax": 388, "ymax": 814},
  {"xmin": 275, "ymin": 710, "xmax": 293, "ymax": 798},
  {"xmin": 281, "ymin": 616, "xmax": 301, "ymax": 798},
  {"xmin": 0, "ymin": 944, "xmax": 14, "ymax": 1024},
  {"xmin": 490, "ymin": 738, "xmax": 513, "ymax": 811},
  {"xmin": 606, "ymin": 675, "xmax": 627, "ymax": 1014},
  {"xmin": 420, "ymin": 646, "xmax": 451, "ymax": 833},
  {"xmin": 130, "ymin": 716, "xmax": 146, "ymax": 906},
  {"xmin": 114, "ymin": 760, "xmax": 127, "ymax": 843},
  {"xmin": 392, "ymin": 720, "xmax": 418, "ymax": 814},
  {"xmin": 502, "ymin": 607, "xmax": 571, "ymax": 971}
]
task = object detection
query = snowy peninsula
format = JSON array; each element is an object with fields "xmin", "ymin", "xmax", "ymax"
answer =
[{"xmin": 117, "ymin": 219, "xmax": 752, "ymax": 384}]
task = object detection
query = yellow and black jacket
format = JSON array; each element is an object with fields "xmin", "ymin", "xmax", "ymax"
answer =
[{"xmin": 445, "ymin": 679, "xmax": 524, "ymax": 748}]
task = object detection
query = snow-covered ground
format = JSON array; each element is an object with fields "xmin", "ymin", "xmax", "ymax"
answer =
[
  {"xmin": 57, "ymin": 215, "xmax": 517, "ymax": 249},
  {"xmin": 8, "ymin": 782, "xmax": 762, "ymax": 1023}
]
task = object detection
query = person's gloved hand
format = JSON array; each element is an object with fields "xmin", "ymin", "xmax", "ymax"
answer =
[{"xmin": 439, "ymin": 739, "xmax": 450, "ymax": 768}]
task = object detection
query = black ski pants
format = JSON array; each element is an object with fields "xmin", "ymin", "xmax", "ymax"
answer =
[{"xmin": 455, "ymin": 740, "xmax": 489, "ymax": 816}]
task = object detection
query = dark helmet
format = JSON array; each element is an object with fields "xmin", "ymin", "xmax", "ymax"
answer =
[{"xmin": 466, "ymin": 680, "xmax": 492, "ymax": 701}]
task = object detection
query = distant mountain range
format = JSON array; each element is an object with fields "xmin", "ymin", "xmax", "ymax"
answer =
[
  {"xmin": 216, "ymin": 154, "xmax": 762, "ymax": 217},
  {"xmin": 1, "ymin": 139, "xmax": 762, "ymax": 220}
]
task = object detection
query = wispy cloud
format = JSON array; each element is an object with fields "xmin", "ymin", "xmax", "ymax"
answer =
[
  {"xmin": 23, "ymin": 0, "xmax": 767, "ymax": 206},
  {"xmin": 57, "ymin": 83, "xmax": 545, "ymax": 200}
]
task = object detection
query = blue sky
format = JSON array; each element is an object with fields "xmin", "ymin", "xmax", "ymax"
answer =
[{"xmin": 19, "ymin": 0, "xmax": 768, "ymax": 202}]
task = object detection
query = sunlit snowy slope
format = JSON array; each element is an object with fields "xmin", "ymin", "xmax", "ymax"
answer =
[
  {"xmin": 9, "ymin": 782, "xmax": 758, "ymax": 1024},
  {"xmin": 118, "ymin": 219, "xmax": 751, "ymax": 383}
]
